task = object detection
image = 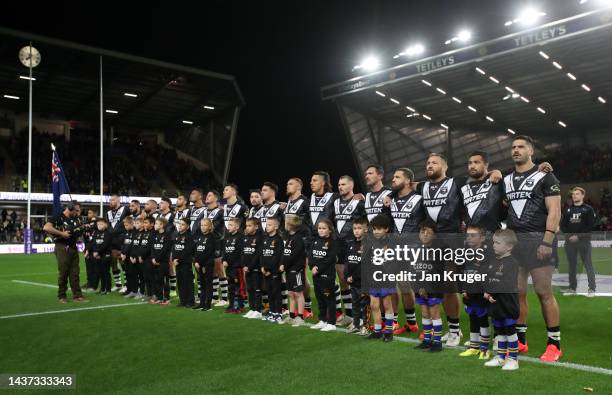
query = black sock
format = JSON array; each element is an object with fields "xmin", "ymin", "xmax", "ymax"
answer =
[
  {"xmin": 448, "ymin": 317, "xmax": 460, "ymax": 334},
  {"xmin": 547, "ymin": 326, "xmax": 561, "ymax": 349},
  {"xmin": 516, "ymin": 324, "xmax": 528, "ymax": 344},
  {"xmin": 404, "ymin": 308, "xmax": 416, "ymax": 325},
  {"xmin": 298, "ymin": 313, "xmax": 304, "ymax": 319},
  {"xmin": 290, "ymin": 312, "xmax": 296, "ymax": 319}
]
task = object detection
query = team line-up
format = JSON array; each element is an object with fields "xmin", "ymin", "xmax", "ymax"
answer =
[{"xmin": 44, "ymin": 134, "xmax": 565, "ymax": 371}]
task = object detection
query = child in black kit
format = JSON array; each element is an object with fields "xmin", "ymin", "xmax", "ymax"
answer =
[
  {"xmin": 172, "ymin": 218, "xmax": 195, "ymax": 307},
  {"xmin": 459, "ymin": 225, "xmax": 493, "ymax": 360},
  {"xmin": 151, "ymin": 217, "xmax": 172, "ymax": 305},
  {"xmin": 260, "ymin": 217, "xmax": 284, "ymax": 323},
  {"xmin": 194, "ymin": 218, "xmax": 217, "ymax": 311},
  {"xmin": 88, "ymin": 218, "xmax": 112, "ymax": 294},
  {"xmin": 484, "ymin": 229, "xmax": 520, "ymax": 371},
  {"xmin": 141, "ymin": 216, "xmax": 155, "ymax": 298},
  {"xmin": 241, "ymin": 218, "xmax": 262, "ymax": 319},
  {"xmin": 345, "ymin": 217, "xmax": 369, "ymax": 335},
  {"xmin": 129, "ymin": 217, "xmax": 146, "ymax": 299},
  {"xmin": 280, "ymin": 214, "xmax": 306, "ymax": 326},
  {"xmin": 309, "ymin": 218, "xmax": 339, "ymax": 332},
  {"xmin": 223, "ymin": 218, "xmax": 244, "ymax": 313},
  {"xmin": 119, "ymin": 217, "xmax": 136, "ymax": 297}
]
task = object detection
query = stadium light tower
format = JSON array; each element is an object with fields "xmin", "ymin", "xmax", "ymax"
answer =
[{"xmin": 505, "ymin": 8, "xmax": 546, "ymax": 26}]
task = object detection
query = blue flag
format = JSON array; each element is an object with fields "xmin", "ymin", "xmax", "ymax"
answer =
[{"xmin": 51, "ymin": 150, "xmax": 71, "ymax": 216}]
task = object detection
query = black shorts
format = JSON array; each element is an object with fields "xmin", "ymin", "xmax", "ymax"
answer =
[
  {"xmin": 514, "ymin": 232, "xmax": 556, "ymax": 270},
  {"xmin": 286, "ymin": 269, "xmax": 305, "ymax": 292},
  {"xmin": 488, "ymin": 293, "xmax": 519, "ymax": 321}
]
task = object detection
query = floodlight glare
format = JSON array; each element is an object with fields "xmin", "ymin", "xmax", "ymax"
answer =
[
  {"xmin": 457, "ymin": 30, "xmax": 472, "ymax": 42},
  {"xmin": 361, "ymin": 56, "xmax": 381, "ymax": 71},
  {"xmin": 405, "ymin": 44, "xmax": 425, "ymax": 56},
  {"xmin": 517, "ymin": 8, "xmax": 546, "ymax": 25}
]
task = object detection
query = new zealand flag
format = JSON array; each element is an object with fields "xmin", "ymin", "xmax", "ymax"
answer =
[{"xmin": 51, "ymin": 150, "xmax": 71, "ymax": 216}]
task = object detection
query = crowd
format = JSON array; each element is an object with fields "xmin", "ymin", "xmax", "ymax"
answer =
[
  {"xmin": 542, "ymin": 144, "xmax": 612, "ymax": 183},
  {"xmin": 2, "ymin": 130, "xmax": 217, "ymax": 196}
]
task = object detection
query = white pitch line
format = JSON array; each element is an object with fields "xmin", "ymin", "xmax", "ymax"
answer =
[
  {"xmin": 300, "ymin": 323, "xmax": 612, "ymax": 376},
  {"xmin": 0, "ymin": 272, "xmax": 57, "ymax": 278},
  {"xmin": 0, "ymin": 302, "xmax": 147, "ymax": 320},
  {"xmin": 12, "ymin": 279, "xmax": 58, "ymax": 288}
]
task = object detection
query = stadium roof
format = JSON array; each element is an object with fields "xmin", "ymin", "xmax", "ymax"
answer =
[
  {"xmin": 0, "ymin": 27, "xmax": 245, "ymax": 131},
  {"xmin": 321, "ymin": 8, "xmax": 612, "ymax": 187}
]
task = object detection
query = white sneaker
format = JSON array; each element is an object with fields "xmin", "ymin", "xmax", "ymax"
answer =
[
  {"xmin": 211, "ymin": 299, "xmax": 219, "ymax": 305},
  {"xmin": 111, "ymin": 286, "xmax": 121, "ymax": 292},
  {"xmin": 446, "ymin": 332, "xmax": 461, "ymax": 347},
  {"xmin": 562, "ymin": 288, "xmax": 576, "ymax": 296},
  {"xmin": 243, "ymin": 310, "xmax": 254, "ymax": 318},
  {"xmin": 442, "ymin": 329, "xmax": 463, "ymax": 342},
  {"xmin": 502, "ymin": 358, "xmax": 519, "ymax": 370},
  {"xmin": 214, "ymin": 300, "xmax": 229, "ymax": 307},
  {"xmin": 292, "ymin": 317, "xmax": 305, "ymax": 327},
  {"xmin": 119, "ymin": 286, "xmax": 127, "ymax": 293},
  {"xmin": 250, "ymin": 311, "xmax": 262, "ymax": 320},
  {"xmin": 346, "ymin": 323, "xmax": 356, "ymax": 332},
  {"xmin": 134, "ymin": 292, "xmax": 144, "ymax": 299},
  {"xmin": 124, "ymin": 292, "xmax": 136, "ymax": 298},
  {"xmin": 587, "ymin": 289, "xmax": 596, "ymax": 298},
  {"xmin": 484, "ymin": 357, "xmax": 506, "ymax": 367},
  {"xmin": 279, "ymin": 316, "xmax": 294, "ymax": 325},
  {"xmin": 321, "ymin": 324, "xmax": 337, "ymax": 332},
  {"xmin": 311, "ymin": 320, "xmax": 326, "ymax": 330}
]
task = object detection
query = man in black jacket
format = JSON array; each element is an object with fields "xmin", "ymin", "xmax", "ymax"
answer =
[{"xmin": 561, "ymin": 187, "xmax": 597, "ymax": 296}]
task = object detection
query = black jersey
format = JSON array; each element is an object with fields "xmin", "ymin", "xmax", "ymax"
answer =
[
  {"xmin": 89, "ymin": 229, "xmax": 112, "ymax": 258},
  {"xmin": 156, "ymin": 210, "xmax": 175, "ymax": 234},
  {"xmin": 150, "ymin": 231, "xmax": 171, "ymax": 263},
  {"xmin": 174, "ymin": 208, "xmax": 190, "ymax": 232},
  {"xmin": 418, "ymin": 177, "xmax": 466, "ymax": 233},
  {"xmin": 248, "ymin": 205, "xmax": 263, "ymax": 219},
  {"xmin": 503, "ymin": 166, "xmax": 560, "ymax": 233},
  {"xmin": 281, "ymin": 232, "xmax": 306, "ymax": 272},
  {"xmin": 188, "ymin": 205, "xmax": 207, "ymax": 235},
  {"xmin": 365, "ymin": 187, "xmax": 393, "ymax": 222},
  {"xmin": 106, "ymin": 206, "xmax": 128, "ymax": 247},
  {"xmin": 241, "ymin": 233, "xmax": 261, "ymax": 271},
  {"xmin": 334, "ymin": 197, "xmax": 366, "ymax": 242},
  {"xmin": 222, "ymin": 231, "xmax": 243, "ymax": 267},
  {"xmin": 461, "ymin": 176, "xmax": 504, "ymax": 232},
  {"xmin": 308, "ymin": 192, "xmax": 337, "ymax": 233},
  {"xmin": 308, "ymin": 236, "xmax": 338, "ymax": 277},
  {"xmin": 172, "ymin": 231, "xmax": 194, "ymax": 266},
  {"xmin": 260, "ymin": 233, "xmax": 284, "ymax": 274},
  {"xmin": 193, "ymin": 232, "xmax": 217, "ymax": 266},
  {"xmin": 390, "ymin": 191, "xmax": 425, "ymax": 233},
  {"xmin": 223, "ymin": 201, "xmax": 248, "ymax": 230},
  {"xmin": 203, "ymin": 205, "xmax": 225, "ymax": 240},
  {"xmin": 252, "ymin": 201, "xmax": 283, "ymax": 234},
  {"xmin": 120, "ymin": 229, "xmax": 135, "ymax": 257},
  {"xmin": 344, "ymin": 239, "xmax": 363, "ymax": 287},
  {"xmin": 284, "ymin": 195, "xmax": 309, "ymax": 221}
]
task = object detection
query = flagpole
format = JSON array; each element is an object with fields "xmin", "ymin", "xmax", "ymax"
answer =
[
  {"xmin": 26, "ymin": 42, "xmax": 33, "ymax": 231},
  {"xmin": 99, "ymin": 55, "xmax": 104, "ymax": 215}
]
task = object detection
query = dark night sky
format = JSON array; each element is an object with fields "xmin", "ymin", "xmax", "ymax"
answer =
[{"xmin": 0, "ymin": 0, "xmax": 578, "ymax": 194}]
